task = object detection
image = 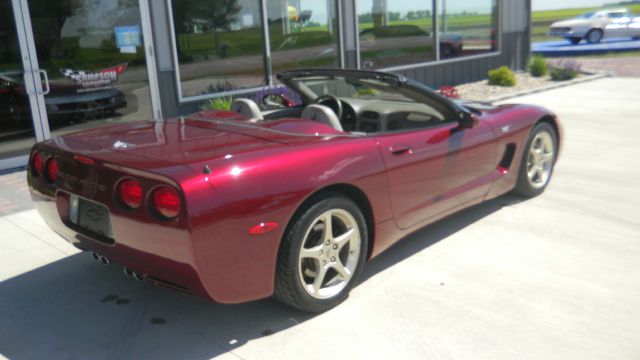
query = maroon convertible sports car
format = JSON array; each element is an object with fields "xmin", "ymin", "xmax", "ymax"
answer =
[{"xmin": 28, "ymin": 69, "xmax": 562, "ymax": 312}]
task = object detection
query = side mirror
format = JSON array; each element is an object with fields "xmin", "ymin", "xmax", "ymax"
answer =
[{"xmin": 457, "ymin": 111, "xmax": 479, "ymax": 129}]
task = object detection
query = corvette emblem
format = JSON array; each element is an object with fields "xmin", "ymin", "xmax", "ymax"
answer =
[
  {"xmin": 501, "ymin": 125, "xmax": 511, "ymax": 133},
  {"xmin": 113, "ymin": 140, "xmax": 135, "ymax": 149},
  {"xmin": 86, "ymin": 208, "xmax": 103, "ymax": 221}
]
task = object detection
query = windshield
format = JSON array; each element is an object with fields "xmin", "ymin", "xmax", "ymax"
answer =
[
  {"xmin": 575, "ymin": 12, "xmax": 595, "ymax": 19},
  {"xmin": 289, "ymin": 76, "xmax": 415, "ymax": 103},
  {"xmin": 0, "ymin": 73, "xmax": 22, "ymax": 84}
]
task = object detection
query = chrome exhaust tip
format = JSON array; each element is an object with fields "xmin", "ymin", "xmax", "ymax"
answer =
[
  {"xmin": 91, "ymin": 252, "xmax": 111, "ymax": 265},
  {"xmin": 123, "ymin": 268, "xmax": 144, "ymax": 281},
  {"xmin": 100, "ymin": 255, "xmax": 111, "ymax": 265}
]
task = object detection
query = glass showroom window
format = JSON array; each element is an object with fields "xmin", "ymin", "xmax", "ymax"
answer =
[
  {"xmin": 170, "ymin": 0, "xmax": 266, "ymax": 99},
  {"xmin": 437, "ymin": 0, "xmax": 498, "ymax": 59},
  {"xmin": 357, "ymin": 0, "xmax": 435, "ymax": 70},
  {"xmin": 266, "ymin": 0, "xmax": 340, "ymax": 74}
]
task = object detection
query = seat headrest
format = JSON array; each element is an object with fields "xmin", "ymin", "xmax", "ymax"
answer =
[
  {"xmin": 231, "ymin": 98, "xmax": 263, "ymax": 121},
  {"xmin": 301, "ymin": 104, "xmax": 343, "ymax": 132}
]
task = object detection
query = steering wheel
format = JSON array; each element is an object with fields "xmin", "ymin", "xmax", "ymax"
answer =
[{"xmin": 314, "ymin": 94, "xmax": 343, "ymax": 120}]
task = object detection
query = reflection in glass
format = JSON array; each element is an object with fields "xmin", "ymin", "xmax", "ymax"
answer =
[
  {"xmin": 27, "ymin": 0, "xmax": 153, "ymax": 139},
  {"xmin": 357, "ymin": 0, "xmax": 435, "ymax": 69},
  {"xmin": 171, "ymin": 0, "xmax": 266, "ymax": 97},
  {"xmin": 267, "ymin": 0, "xmax": 339, "ymax": 74},
  {"xmin": 0, "ymin": 1, "xmax": 37, "ymax": 160},
  {"xmin": 438, "ymin": 0, "xmax": 498, "ymax": 59}
]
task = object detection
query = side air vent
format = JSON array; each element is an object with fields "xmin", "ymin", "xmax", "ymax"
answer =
[{"xmin": 499, "ymin": 143, "xmax": 517, "ymax": 169}]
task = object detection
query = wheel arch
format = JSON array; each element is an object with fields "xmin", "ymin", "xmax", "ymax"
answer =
[
  {"xmin": 536, "ymin": 114, "xmax": 562, "ymax": 155},
  {"xmin": 283, "ymin": 183, "xmax": 376, "ymax": 260}
]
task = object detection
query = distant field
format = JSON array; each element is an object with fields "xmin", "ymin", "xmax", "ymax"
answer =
[{"xmin": 531, "ymin": 4, "xmax": 640, "ymax": 43}]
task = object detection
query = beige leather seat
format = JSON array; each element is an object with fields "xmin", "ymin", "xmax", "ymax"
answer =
[
  {"xmin": 301, "ymin": 104, "xmax": 343, "ymax": 132},
  {"xmin": 231, "ymin": 99, "xmax": 263, "ymax": 121}
]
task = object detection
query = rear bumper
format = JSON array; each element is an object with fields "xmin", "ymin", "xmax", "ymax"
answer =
[{"xmin": 31, "ymin": 188, "xmax": 215, "ymax": 301}]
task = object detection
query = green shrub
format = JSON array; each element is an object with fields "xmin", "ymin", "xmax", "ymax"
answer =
[
  {"xmin": 529, "ymin": 55, "xmax": 548, "ymax": 77},
  {"xmin": 202, "ymin": 96, "xmax": 233, "ymax": 111},
  {"xmin": 550, "ymin": 67, "xmax": 578, "ymax": 81},
  {"xmin": 549, "ymin": 59, "xmax": 581, "ymax": 81},
  {"xmin": 488, "ymin": 66, "xmax": 516, "ymax": 87}
]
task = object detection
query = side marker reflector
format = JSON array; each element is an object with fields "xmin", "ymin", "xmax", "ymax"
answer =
[
  {"xmin": 248, "ymin": 222, "xmax": 279, "ymax": 235},
  {"xmin": 74, "ymin": 155, "xmax": 95, "ymax": 165}
]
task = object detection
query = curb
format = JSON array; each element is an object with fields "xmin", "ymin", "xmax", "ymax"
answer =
[{"xmin": 487, "ymin": 71, "xmax": 612, "ymax": 103}]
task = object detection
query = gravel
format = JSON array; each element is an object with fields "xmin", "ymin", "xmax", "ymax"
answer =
[
  {"xmin": 455, "ymin": 72, "xmax": 560, "ymax": 102},
  {"xmin": 454, "ymin": 54, "xmax": 640, "ymax": 102}
]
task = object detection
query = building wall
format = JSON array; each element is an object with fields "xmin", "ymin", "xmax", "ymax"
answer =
[
  {"xmin": 150, "ymin": 0, "xmax": 531, "ymax": 118},
  {"xmin": 383, "ymin": 0, "xmax": 531, "ymax": 89}
]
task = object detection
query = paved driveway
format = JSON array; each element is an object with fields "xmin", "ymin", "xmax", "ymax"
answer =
[{"xmin": 1, "ymin": 78, "xmax": 640, "ymax": 360}]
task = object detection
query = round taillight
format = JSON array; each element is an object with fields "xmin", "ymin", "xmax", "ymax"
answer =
[
  {"xmin": 153, "ymin": 186, "xmax": 181, "ymax": 219},
  {"xmin": 119, "ymin": 179, "xmax": 143, "ymax": 209},
  {"xmin": 46, "ymin": 158, "xmax": 58, "ymax": 182},
  {"xmin": 32, "ymin": 152, "xmax": 43, "ymax": 176}
]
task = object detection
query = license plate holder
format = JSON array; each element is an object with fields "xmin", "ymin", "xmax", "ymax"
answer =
[{"xmin": 70, "ymin": 195, "xmax": 114, "ymax": 239}]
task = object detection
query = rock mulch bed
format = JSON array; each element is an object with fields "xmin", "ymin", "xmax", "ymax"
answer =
[{"xmin": 455, "ymin": 72, "xmax": 563, "ymax": 102}]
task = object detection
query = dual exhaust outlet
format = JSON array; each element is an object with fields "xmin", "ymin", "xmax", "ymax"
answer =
[{"xmin": 91, "ymin": 251, "xmax": 145, "ymax": 281}]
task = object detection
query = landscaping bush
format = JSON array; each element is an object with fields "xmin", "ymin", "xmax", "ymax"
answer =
[
  {"xmin": 488, "ymin": 66, "xmax": 516, "ymax": 87},
  {"xmin": 202, "ymin": 96, "xmax": 233, "ymax": 111},
  {"xmin": 529, "ymin": 55, "xmax": 548, "ymax": 77},
  {"xmin": 549, "ymin": 59, "xmax": 581, "ymax": 81}
]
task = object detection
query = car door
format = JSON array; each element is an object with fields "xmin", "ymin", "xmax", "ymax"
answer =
[
  {"xmin": 375, "ymin": 115, "xmax": 496, "ymax": 230},
  {"xmin": 606, "ymin": 11, "xmax": 633, "ymax": 37}
]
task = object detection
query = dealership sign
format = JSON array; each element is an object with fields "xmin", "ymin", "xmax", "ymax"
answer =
[{"xmin": 60, "ymin": 63, "xmax": 128, "ymax": 93}]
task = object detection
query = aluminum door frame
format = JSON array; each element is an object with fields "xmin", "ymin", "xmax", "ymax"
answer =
[{"xmin": 0, "ymin": 0, "xmax": 163, "ymax": 171}]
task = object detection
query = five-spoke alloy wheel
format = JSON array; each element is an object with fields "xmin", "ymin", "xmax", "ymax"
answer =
[
  {"xmin": 514, "ymin": 122, "xmax": 558, "ymax": 197},
  {"xmin": 298, "ymin": 209, "xmax": 361, "ymax": 300},
  {"xmin": 275, "ymin": 192, "xmax": 367, "ymax": 313}
]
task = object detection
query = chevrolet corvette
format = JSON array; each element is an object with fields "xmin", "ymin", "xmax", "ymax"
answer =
[{"xmin": 28, "ymin": 69, "xmax": 562, "ymax": 312}]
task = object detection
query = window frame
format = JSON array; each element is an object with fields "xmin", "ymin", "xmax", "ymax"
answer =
[
  {"xmin": 354, "ymin": 0, "xmax": 502, "ymax": 72},
  {"xmin": 167, "ymin": 0, "xmax": 345, "ymax": 104}
]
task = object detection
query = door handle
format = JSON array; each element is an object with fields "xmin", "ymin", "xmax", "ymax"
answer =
[
  {"xmin": 389, "ymin": 144, "xmax": 412, "ymax": 155},
  {"xmin": 22, "ymin": 70, "xmax": 50, "ymax": 96},
  {"xmin": 38, "ymin": 70, "xmax": 50, "ymax": 95}
]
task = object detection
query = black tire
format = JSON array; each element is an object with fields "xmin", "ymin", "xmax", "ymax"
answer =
[
  {"xmin": 567, "ymin": 37, "xmax": 582, "ymax": 45},
  {"xmin": 8, "ymin": 96, "xmax": 22, "ymax": 127},
  {"xmin": 513, "ymin": 122, "xmax": 558, "ymax": 198},
  {"xmin": 274, "ymin": 192, "xmax": 368, "ymax": 313},
  {"xmin": 586, "ymin": 29, "xmax": 603, "ymax": 44}
]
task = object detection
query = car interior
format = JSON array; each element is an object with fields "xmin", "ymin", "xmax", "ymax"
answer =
[{"xmin": 228, "ymin": 76, "xmax": 453, "ymax": 135}]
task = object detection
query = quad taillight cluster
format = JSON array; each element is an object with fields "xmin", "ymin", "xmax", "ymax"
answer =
[
  {"xmin": 117, "ymin": 178, "xmax": 181, "ymax": 219},
  {"xmin": 31, "ymin": 151, "xmax": 58, "ymax": 183},
  {"xmin": 31, "ymin": 150, "xmax": 181, "ymax": 220}
]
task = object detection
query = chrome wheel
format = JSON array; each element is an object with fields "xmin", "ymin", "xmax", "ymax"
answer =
[
  {"xmin": 526, "ymin": 131, "xmax": 555, "ymax": 189},
  {"xmin": 298, "ymin": 209, "xmax": 361, "ymax": 300}
]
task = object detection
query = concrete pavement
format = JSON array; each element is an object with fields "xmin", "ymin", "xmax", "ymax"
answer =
[{"xmin": 1, "ymin": 77, "xmax": 640, "ymax": 359}]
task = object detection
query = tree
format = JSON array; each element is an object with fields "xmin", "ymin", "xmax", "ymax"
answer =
[{"xmin": 171, "ymin": 0, "xmax": 241, "ymax": 56}]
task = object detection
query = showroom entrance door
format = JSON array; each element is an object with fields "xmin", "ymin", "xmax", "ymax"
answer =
[
  {"xmin": 0, "ymin": 0, "xmax": 47, "ymax": 169},
  {"xmin": 0, "ymin": 0, "xmax": 161, "ymax": 171}
]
